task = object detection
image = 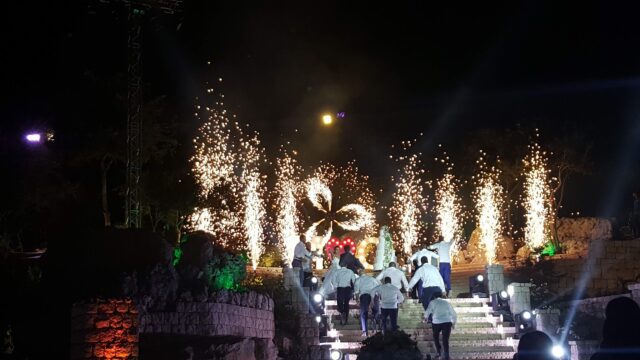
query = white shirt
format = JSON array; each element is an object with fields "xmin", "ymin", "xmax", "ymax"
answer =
[
  {"xmin": 374, "ymin": 283, "xmax": 405, "ymax": 309},
  {"xmin": 332, "ymin": 268, "xmax": 357, "ymax": 288},
  {"xmin": 424, "ymin": 298, "xmax": 457, "ymax": 325},
  {"xmin": 294, "ymin": 242, "xmax": 308, "ymax": 260},
  {"xmin": 428, "ymin": 241, "xmax": 452, "ymax": 263},
  {"xmin": 410, "ymin": 249, "xmax": 439, "ymax": 264},
  {"xmin": 354, "ymin": 275, "xmax": 380, "ymax": 296},
  {"xmin": 408, "ymin": 263, "xmax": 445, "ymax": 293},
  {"xmin": 330, "ymin": 258, "xmax": 341, "ymax": 269},
  {"xmin": 376, "ymin": 267, "xmax": 409, "ymax": 291}
]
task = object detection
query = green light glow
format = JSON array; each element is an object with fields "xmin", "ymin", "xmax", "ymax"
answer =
[{"xmin": 541, "ymin": 242, "xmax": 556, "ymax": 257}]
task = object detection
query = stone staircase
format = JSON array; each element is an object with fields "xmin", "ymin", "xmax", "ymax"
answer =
[{"xmin": 320, "ymin": 297, "xmax": 518, "ymax": 359}]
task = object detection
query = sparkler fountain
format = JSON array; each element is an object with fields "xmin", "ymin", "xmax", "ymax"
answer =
[
  {"xmin": 435, "ymin": 172, "xmax": 463, "ymax": 261},
  {"xmin": 522, "ymin": 141, "xmax": 553, "ymax": 251},
  {"xmin": 274, "ymin": 151, "xmax": 303, "ymax": 267},
  {"xmin": 189, "ymin": 83, "xmax": 267, "ymax": 269},
  {"xmin": 473, "ymin": 152, "xmax": 505, "ymax": 265},
  {"xmin": 390, "ymin": 141, "xmax": 427, "ymax": 258}
]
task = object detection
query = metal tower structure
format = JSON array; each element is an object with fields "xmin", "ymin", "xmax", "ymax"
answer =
[{"xmin": 99, "ymin": 0, "xmax": 182, "ymax": 228}]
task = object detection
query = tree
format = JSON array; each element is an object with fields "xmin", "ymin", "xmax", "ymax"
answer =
[{"xmin": 548, "ymin": 133, "xmax": 592, "ymax": 250}]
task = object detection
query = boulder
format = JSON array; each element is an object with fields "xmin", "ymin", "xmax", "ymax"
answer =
[
  {"xmin": 516, "ymin": 245, "xmax": 531, "ymax": 261},
  {"xmin": 466, "ymin": 228, "xmax": 514, "ymax": 263},
  {"xmin": 556, "ymin": 217, "xmax": 612, "ymax": 256}
]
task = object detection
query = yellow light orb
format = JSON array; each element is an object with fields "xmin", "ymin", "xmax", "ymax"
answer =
[{"xmin": 322, "ymin": 114, "xmax": 333, "ymax": 125}]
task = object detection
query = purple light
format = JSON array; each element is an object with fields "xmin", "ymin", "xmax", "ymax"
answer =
[{"xmin": 25, "ymin": 133, "xmax": 42, "ymax": 143}]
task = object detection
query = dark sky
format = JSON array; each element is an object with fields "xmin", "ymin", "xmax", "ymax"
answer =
[{"xmin": 2, "ymin": 1, "xmax": 640, "ymax": 218}]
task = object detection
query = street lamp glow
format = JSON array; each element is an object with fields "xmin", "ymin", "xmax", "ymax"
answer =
[
  {"xmin": 25, "ymin": 133, "xmax": 42, "ymax": 143},
  {"xmin": 322, "ymin": 114, "xmax": 333, "ymax": 125}
]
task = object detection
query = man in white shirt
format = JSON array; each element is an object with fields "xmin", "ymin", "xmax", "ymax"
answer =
[
  {"xmin": 424, "ymin": 292, "xmax": 457, "ymax": 360},
  {"xmin": 373, "ymin": 277, "xmax": 405, "ymax": 334},
  {"xmin": 354, "ymin": 270, "xmax": 381, "ymax": 336},
  {"xmin": 331, "ymin": 267, "xmax": 357, "ymax": 325},
  {"xmin": 375, "ymin": 262, "xmax": 409, "ymax": 292},
  {"xmin": 292, "ymin": 236, "xmax": 309, "ymax": 286},
  {"xmin": 408, "ymin": 256, "xmax": 446, "ymax": 311},
  {"xmin": 428, "ymin": 236, "xmax": 453, "ymax": 297},
  {"xmin": 292, "ymin": 236, "xmax": 320, "ymax": 288}
]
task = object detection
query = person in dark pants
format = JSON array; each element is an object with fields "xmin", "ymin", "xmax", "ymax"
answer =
[
  {"xmin": 354, "ymin": 270, "xmax": 381, "ymax": 336},
  {"xmin": 428, "ymin": 236, "xmax": 453, "ymax": 297},
  {"xmin": 410, "ymin": 259, "xmax": 422, "ymax": 300},
  {"xmin": 339, "ymin": 245, "xmax": 365, "ymax": 273},
  {"xmin": 292, "ymin": 236, "xmax": 310, "ymax": 286},
  {"xmin": 331, "ymin": 267, "xmax": 357, "ymax": 325},
  {"xmin": 424, "ymin": 292, "xmax": 457, "ymax": 360},
  {"xmin": 374, "ymin": 277, "xmax": 405, "ymax": 334},
  {"xmin": 408, "ymin": 256, "xmax": 446, "ymax": 311}
]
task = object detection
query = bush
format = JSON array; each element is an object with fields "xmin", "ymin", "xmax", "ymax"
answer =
[
  {"xmin": 259, "ymin": 244, "xmax": 283, "ymax": 267},
  {"xmin": 358, "ymin": 331, "xmax": 423, "ymax": 360},
  {"xmin": 207, "ymin": 250, "xmax": 248, "ymax": 291}
]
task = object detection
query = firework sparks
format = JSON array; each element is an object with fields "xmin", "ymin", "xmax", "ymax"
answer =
[
  {"xmin": 307, "ymin": 177, "xmax": 332, "ymax": 213},
  {"xmin": 474, "ymin": 152, "xmax": 504, "ymax": 265},
  {"xmin": 274, "ymin": 152, "xmax": 302, "ymax": 266},
  {"xmin": 522, "ymin": 141, "xmax": 552, "ymax": 250},
  {"xmin": 189, "ymin": 85, "xmax": 267, "ymax": 260},
  {"xmin": 304, "ymin": 163, "xmax": 377, "ymax": 251},
  {"xmin": 244, "ymin": 171, "xmax": 265, "ymax": 270},
  {"xmin": 435, "ymin": 173, "xmax": 463, "ymax": 260},
  {"xmin": 390, "ymin": 141, "xmax": 427, "ymax": 257}
]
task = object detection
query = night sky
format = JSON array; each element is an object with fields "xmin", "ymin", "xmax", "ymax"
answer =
[{"xmin": 3, "ymin": 1, "xmax": 640, "ymax": 220}]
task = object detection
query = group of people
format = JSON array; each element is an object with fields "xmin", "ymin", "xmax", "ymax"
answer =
[{"xmin": 293, "ymin": 235, "xmax": 458, "ymax": 360}]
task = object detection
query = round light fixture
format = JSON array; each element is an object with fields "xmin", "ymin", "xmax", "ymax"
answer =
[
  {"xmin": 551, "ymin": 345, "xmax": 565, "ymax": 359},
  {"xmin": 330, "ymin": 349, "xmax": 342, "ymax": 360}
]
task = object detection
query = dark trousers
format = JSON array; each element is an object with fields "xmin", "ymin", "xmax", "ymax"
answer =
[
  {"xmin": 291, "ymin": 260, "xmax": 304, "ymax": 286},
  {"xmin": 380, "ymin": 308, "xmax": 398, "ymax": 333},
  {"xmin": 359, "ymin": 294, "xmax": 377, "ymax": 333},
  {"xmin": 337, "ymin": 287, "xmax": 353, "ymax": 318},
  {"xmin": 432, "ymin": 322, "xmax": 452, "ymax": 360},
  {"xmin": 421, "ymin": 286, "xmax": 442, "ymax": 311},
  {"xmin": 439, "ymin": 262, "xmax": 451, "ymax": 292}
]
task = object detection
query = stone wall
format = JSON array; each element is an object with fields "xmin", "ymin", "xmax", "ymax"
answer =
[
  {"xmin": 545, "ymin": 239, "xmax": 640, "ymax": 297},
  {"xmin": 71, "ymin": 292, "xmax": 277, "ymax": 360},
  {"xmin": 557, "ymin": 217, "xmax": 612, "ymax": 257},
  {"xmin": 71, "ymin": 299, "xmax": 139, "ymax": 360},
  {"xmin": 139, "ymin": 292, "xmax": 275, "ymax": 339}
]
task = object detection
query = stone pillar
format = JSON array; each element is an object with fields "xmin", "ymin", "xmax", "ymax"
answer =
[
  {"xmin": 508, "ymin": 282, "xmax": 532, "ymax": 315},
  {"xmin": 486, "ymin": 264, "xmax": 505, "ymax": 295},
  {"xmin": 628, "ymin": 283, "xmax": 640, "ymax": 306},
  {"xmin": 283, "ymin": 266, "xmax": 301, "ymax": 290},
  {"xmin": 535, "ymin": 308, "xmax": 560, "ymax": 335},
  {"xmin": 298, "ymin": 314, "xmax": 320, "ymax": 347},
  {"xmin": 70, "ymin": 299, "xmax": 139, "ymax": 360}
]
